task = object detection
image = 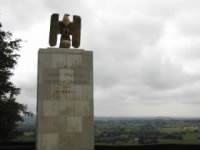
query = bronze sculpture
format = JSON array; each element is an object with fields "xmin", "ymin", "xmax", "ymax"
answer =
[{"xmin": 49, "ymin": 14, "xmax": 81, "ymax": 48}]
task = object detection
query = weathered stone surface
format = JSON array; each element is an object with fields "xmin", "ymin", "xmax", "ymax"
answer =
[
  {"xmin": 38, "ymin": 133, "xmax": 59, "ymax": 149},
  {"xmin": 37, "ymin": 48, "xmax": 94, "ymax": 150}
]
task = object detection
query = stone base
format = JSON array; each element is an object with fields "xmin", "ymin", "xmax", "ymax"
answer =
[{"xmin": 36, "ymin": 48, "xmax": 94, "ymax": 150}]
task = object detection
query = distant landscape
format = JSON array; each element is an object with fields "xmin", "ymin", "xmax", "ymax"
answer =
[
  {"xmin": 95, "ymin": 117, "xmax": 200, "ymax": 145},
  {"xmin": 16, "ymin": 116, "xmax": 200, "ymax": 145}
]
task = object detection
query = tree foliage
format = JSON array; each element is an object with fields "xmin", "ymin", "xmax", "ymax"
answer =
[{"xmin": 0, "ymin": 23, "xmax": 31, "ymax": 141}]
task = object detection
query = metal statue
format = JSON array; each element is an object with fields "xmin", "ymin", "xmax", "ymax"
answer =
[{"xmin": 49, "ymin": 13, "xmax": 81, "ymax": 48}]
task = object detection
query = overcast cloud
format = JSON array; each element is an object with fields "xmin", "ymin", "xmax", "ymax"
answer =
[{"xmin": 1, "ymin": 0, "xmax": 200, "ymax": 117}]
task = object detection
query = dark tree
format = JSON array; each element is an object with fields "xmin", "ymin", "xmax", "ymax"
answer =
[{"xmin": 0, "ymin": 23, "xmax": 31, "ymax": 141}]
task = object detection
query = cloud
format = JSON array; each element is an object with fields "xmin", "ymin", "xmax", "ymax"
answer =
[
  {"xmin": 13, "ymin": 77, "xmax": 37, "ymax": 113},
  {"xmin": 0, "ymin": 0, "xmax": 50, "ymax": 32},
  {"xmin": 176, "ymin": 10, "xmax": 200, "ymax": 37},
  {"xmin": 138, "ymin": 50, "xmax": 194, "ymax": 90},
  {"xmin": 1, "ymin": 0, "xmax": 200, "ymax": 117}
]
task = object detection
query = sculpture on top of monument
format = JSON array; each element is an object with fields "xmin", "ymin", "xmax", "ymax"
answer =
[{"xmin": 49, "ymin": 13, "xmax": 81, "ymax": 48}]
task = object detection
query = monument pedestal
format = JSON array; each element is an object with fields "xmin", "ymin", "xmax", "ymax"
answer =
[{"xmin": 36, "ymin": 48, "xmax": 94, "ymax": 150}]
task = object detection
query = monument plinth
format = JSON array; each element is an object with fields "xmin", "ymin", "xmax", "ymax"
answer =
[{"xmin": 37, "ymin": 48, "xmax": 94, "ymax": 150}]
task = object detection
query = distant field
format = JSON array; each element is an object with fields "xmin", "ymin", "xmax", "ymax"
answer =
[
  {"xmin": 95, "ymin": 117, "xmax": 200, "ymax": 145},
  {"xmin": 16, "ymin": 117, "xmax": 200, "ymax": 145},
  {"xmin": 159, "ymin": 133, "xmax": 199, "ymax": 144}
]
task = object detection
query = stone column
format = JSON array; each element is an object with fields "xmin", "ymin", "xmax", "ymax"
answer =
[{"xmin": 36, "ymin": 48, "xmax": 94, "ymax": 150}]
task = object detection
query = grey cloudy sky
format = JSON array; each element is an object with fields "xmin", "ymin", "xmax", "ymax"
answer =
[{"xmin": 1, "ymin": 0, "xmax": 200, "ymax": 117}]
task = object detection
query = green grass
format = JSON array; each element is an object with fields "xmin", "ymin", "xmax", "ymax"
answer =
[
  {"xmin": 160, "ymin": 127, "xmax": 183, "ymax": 133},
  {"xmin": 15, "ymin": 131, "xmax": 35, "ymax": 142},
  {"xmin": 159, "ymin": 139, "xmax": 184, "ymax": 144},
  {"xmin": 159, "ymin": 133, "xmax": 200, "ymax": 144},
  {"xmin": 182, "ymin": 133, "xmax": 200, "ymax": 144}
]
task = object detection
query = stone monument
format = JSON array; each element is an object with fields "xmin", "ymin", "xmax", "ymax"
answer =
[{"xmin": 36, "ymin": 14, "xmax": 94, "ymax": 150}]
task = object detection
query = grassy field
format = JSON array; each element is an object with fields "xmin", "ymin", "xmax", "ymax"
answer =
[
  {"xmin": 16, "ymin": 117, "xmax": 200, "ymax": 145},
  {"xmin": 159, "ymin": 133, "xmax": 199, "ymax": 144},
  {"xmin": 95, "ymin": 117, "xmax": 200, "ymax": 145}
]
